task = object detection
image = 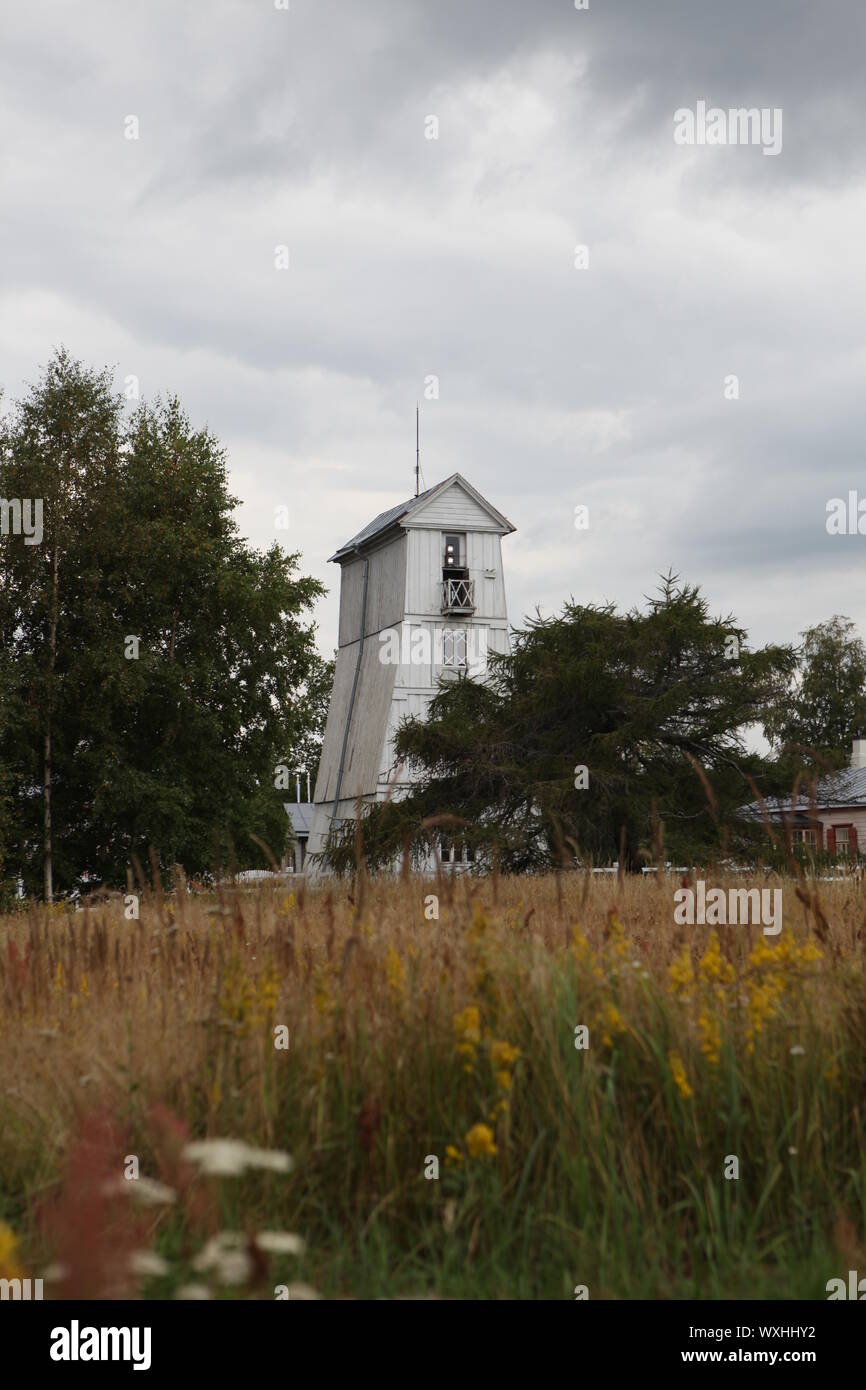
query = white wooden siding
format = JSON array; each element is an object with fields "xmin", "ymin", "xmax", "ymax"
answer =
[
  {"xmin": 313, "ymin": 639, "xmax": 395, "ymax": 802},
  {"xmin": 338, "ymin": 535, "xmax": 407, "ymax": 647},
  {"xmin": 410, "ymin": 482, "xmax": 502, "ymax": 531},
  {"xmin": 816, "ymin": 810, "xmax": 866, "ymax": 847},
  {"xmin": 404, "ymin": 528, "xmax": 507, "ymax": 619}
]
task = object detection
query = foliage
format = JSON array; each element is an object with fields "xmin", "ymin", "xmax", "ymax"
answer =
[
  {"xmin": 0, "ymin": 349, "xmax": 327, "ymax": 892},
  {"xmin": 323, "ymin": 575, "xmax": 795, "ymax": 872},
  {"xmin": 764, "ymin": 616, "xmax": 866, "ymax": 770}
]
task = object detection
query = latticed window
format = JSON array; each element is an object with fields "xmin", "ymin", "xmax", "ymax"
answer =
[{"xmin": 442, "ymin": 628, "xmax": 467, "ymax": 667}]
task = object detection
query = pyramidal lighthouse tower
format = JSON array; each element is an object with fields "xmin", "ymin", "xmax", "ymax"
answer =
[{"xmin": 305, "ymin": 474, "xmax": 515, "ymax": 872}]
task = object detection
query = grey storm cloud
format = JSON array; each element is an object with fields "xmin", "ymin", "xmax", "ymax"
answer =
[{"xmin": 1, "ymin": 0, "xmax": 864, "ymax": 669}]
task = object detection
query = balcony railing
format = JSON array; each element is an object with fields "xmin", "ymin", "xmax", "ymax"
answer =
[{"xmin": 441, "ymin": 577, "xmax": 475, "ymax": 613}]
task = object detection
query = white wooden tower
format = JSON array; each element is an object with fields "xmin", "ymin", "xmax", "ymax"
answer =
[{"xmin": 305, "ymin": 474, "xmax": 515, "ymax": 872}]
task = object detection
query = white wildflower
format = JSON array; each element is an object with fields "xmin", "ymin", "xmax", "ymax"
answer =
[
  {"xmin": 130, "ymin": 1250, "xmax": 169, "ymax": 1278},
  {"xmin": 193, "ymin": 1232, "xmax": 253, "ymax": 1286},
  {"xmin": 182, "ymin": 1139, "xmax": 293, "ymax": 1177},
  {"xmin": 103, "ymin": 1176, "xmax": 177, "ymax": 1205},
  {"xmin": 255, "ymin": 1231, "xmax": 305, "ymax": 1256}
]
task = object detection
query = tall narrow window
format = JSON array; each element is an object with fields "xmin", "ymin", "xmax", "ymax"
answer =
[
  {"xmin": 443, "ymin": 533, "xmax": 464, "ymax": 568},
  {"xmin": 442, "ymin": 627, "xmax": 468, "ymax": 668}
]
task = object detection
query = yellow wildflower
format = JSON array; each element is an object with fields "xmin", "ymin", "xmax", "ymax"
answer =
[
  {"xmin": 490, "ymin": 1040, "xmax": 521, "ymax": 1069},
  {"xmin": 571, "ymin": 927, "xmax": 590, "ymax": 958},
  {"xmin": 453, "ymin": 1006, "xmax": 481, "ymax": 1045},
  {"xmin": 668, "ymin": 1049, "xmax": 693, "ymax": 1100},
  {"xmin": 698, "ymin": 1006, "xmax": 722, "ymax": 1065},
  {"xmin": 465, "ymin": 1123, "xmax": 498, "ymax": 1159},
  {"xmin": 573, "ymin": 928, "xmax": 606, "ymax": 981},
  {"xmin": 495, "ymin": 1069, "xmax": 512, "ymax": 1092},
  {"xmin": 600, "ymin": 1002, "xmax": 626, "ymax": 1047},
  {"xmin": 743, "ymin": 941, "xmax": 788, "ymax": 1049},
  {"xmin": 698, "ymin": 932, "xmax": 734, "ymax": 988},
  {"xmin": 258, "ymin": 964, "xmax": 280, "ymax": 1015},
  {"xmin": 745, "ymin": 980, "xmax": 783, "ymax": 1052},
  {"xmin": 798, "ymin": 940, "xmax": 823, "ymax": 964},
  {"xmin": 748, "ymin": 937, "xmax": 777, "ymax": 969},
  {"xmin": 668, "ymin": 945, "xmax": 694, "ymax": 1001},
  {"xmin": 444, "ymin": 1145, "xmax": 463, "ymax": 1168}
]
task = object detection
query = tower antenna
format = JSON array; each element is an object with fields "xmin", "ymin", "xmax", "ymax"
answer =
[{"xmin": 415, "ymin": 403, "xmax": 420, "ymax": 497}]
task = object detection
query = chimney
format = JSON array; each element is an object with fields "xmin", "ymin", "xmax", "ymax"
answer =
[{"xmin": 851, "ymin": 738, "xmax": 866, "ymax": 770}]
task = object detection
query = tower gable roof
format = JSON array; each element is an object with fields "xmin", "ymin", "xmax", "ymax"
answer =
[{"xmin": 328, "ymin": 474, "xmax": 515, "ymax": 563}]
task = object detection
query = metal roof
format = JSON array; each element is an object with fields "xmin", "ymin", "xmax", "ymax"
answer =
[
  {"xmin": 285, "ymin": 803, "xmax": 313, "ymax": 836},
  {"xmin": 328, "ymin": 473, "xmax": 515, "ymax": 563},
  {"xmin": 743, "ymin": 764, "xmax": 866, "ymax": 817},
  {"xmin": 329, "ymin": 487, "xmax": 437, "ymax": 562}
]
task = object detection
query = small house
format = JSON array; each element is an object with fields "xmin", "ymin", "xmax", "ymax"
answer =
[{"xmin": 748, "ymin": 738, "xmax": 866, "ymax": 856}]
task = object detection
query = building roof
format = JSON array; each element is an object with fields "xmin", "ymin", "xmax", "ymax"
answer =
[
  {"xmin": 744, "ymin": 764, "xmax": 866, "ymax": 817},
  {"xmin": 328, "ymin": 473, "xmax": 515, "ymax": 563},
  {"xmin": 285, "ymin": 802, "xmax": 313, "ymax": 836}
]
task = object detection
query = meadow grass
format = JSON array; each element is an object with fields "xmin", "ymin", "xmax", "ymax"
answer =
[{"xmin": 0, "ymin": 869, "xmax": 864, "ymax": 1299}]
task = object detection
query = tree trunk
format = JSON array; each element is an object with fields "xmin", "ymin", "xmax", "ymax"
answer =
[
  {"xmin": 43, "ymin": 541, "xmax": 59, "ymax": 903},
  {"xmin": 168, "ymin": 591, "xmax": 181, "ymax": 661}
]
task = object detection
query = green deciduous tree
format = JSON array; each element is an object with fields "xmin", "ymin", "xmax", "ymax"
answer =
[
  {"xmin": 0, "ymin": 349, "xmax": 124, "ymax": 899},
  {"xmin": 0, "ymin": 350, "xmax": 327, "ymax": 895},
  {"xmin": 763, "ymin": 616, "xmax": 866, "ymax": 770}
]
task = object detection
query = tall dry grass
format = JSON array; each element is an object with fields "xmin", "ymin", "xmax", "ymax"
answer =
[{"xmin": 1, "ymin": 869, "xmax": 865, "ymax": 1298}]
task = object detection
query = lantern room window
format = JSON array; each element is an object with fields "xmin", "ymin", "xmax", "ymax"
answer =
[{"xmin": 443, "ymin": 533, "xmax": 466, "ymax": 574}]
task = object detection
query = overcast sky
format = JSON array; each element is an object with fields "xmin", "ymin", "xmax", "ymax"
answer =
[{"xmin": 2, "ymin": 0, "xmax": 865, "ymax": 662}]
